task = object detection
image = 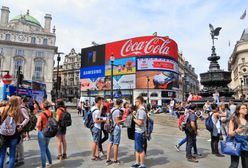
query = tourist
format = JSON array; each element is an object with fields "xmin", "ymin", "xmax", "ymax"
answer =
[
  {"xmin": 213, "ymin": 90, "xmax": 220, "ymax": 105},
  {"xmin": 98, "ymin": 103, "xmax": 108, "ymax": 158},
  {"xmin": 33, "ymin": 100, "xmax": 41, "ymax": 115},
  {"xmin": 169, "ymin": 98, "xmax": 176, "ymax": 117},
  {"xmin": 83, "ymin": 100, "xmax": 90, "ymax": 116},
  {"xmin": 187, "ymin": 92, "xmax": 193, "ymax": 102},
  {"xmin": 0, "ymin": 96, "xmax": 22, "ymax": 168},
  {"xmin": 36, "ymin": 100, "xmax": 53, "ymax": 168},
  {"xmin": 15, "ymin": 97, "xmax": 30, "ymax": 167},
  {"xmin": 106, "ymin": 99, "xmax": 124, "ymax": 165},
  {"xmin": 210, "ymin": 104, "xmax": 224, "ymax": 157},
  {"xmin": 203, "ymin": 100, "xmax": 212, "ymax": 114},
  {"xmin": 219, "ymin": 103, "xmax": 230, "ymax": 141},
  {"xmin": 131, "ymin": 96, "xmax": 147, "ymax": 168},
  {"xmin": 91, "ymin": 97, "xmax": 106, "ymax": 161},
  {"xmin": 185, "ymin": 104, "xmax": 199, "ymax": 163},
  {"xmin": 229, "ymin": 100, "xmax": 237, "ymax": 116},
  {"xmin": 228, "ymin": 104, "xmax": 248, "ymax": 168},
  {"xmin": 55, "ymin": 99, "xmax": 68, "ymax": 160},
  {"xmin": 77, "ymin": 101, "xmax": 83, "ymax": 116}
]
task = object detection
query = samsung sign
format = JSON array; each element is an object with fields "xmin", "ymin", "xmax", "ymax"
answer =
[{"xmin": 80, "ymin": 65, "xmax": 105, "ymax": 79}]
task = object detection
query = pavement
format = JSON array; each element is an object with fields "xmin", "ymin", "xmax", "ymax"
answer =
[{"xmin": 16, "ymin": 109, "xmax": 236, "ymax": 168}]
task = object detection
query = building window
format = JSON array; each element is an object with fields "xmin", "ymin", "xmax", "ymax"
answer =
[
  {"xmin": 242, "ymin": 58, "xmax": 245, "ymax": 63},
  {"xmin": 34, "ymin": 60, "xmax": 43, "ymax": 80},
  {"xmin": 5, "ymin": 34, "xmax": 10, "ymax": 41},
  {"xmin": 16, "ymin": 49, "xmax": 24, "ymax": 56},
  {"xmin": 36, "ymin": 51, "xmax": 44, "ymax": 57},
  {"xmin": 14, "ymin": 59, "xmax": 24, "ymax": 78},
  {"xmin": 43, "ymin": 38, "xmax": 48, "ymax": 45},
  {"xmin": 31, "ymin": 37, "xmax": 36, "ymax": 44}
]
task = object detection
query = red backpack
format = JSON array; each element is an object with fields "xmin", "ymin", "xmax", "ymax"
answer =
[{"xmin": 178, "ymin": 115, "xmax": 185, "ymax": 130}]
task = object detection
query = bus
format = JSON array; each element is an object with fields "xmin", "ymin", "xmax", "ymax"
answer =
[{"xmin": 8, "ymin": 80, "xmax": 47, "ymax": 103}]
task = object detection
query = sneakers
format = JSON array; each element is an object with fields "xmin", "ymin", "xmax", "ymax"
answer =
[
  {"xmin": 175, "ymin": 145, "xmax": 180, "ymax": 152},
  {"xmin": 131, "ymin": 163, "xmax": 140, "ymax": 168},
  {"xmin": 113, "ymin": 160, "xmax": 121, "ymax": 165},
  {"xmin": 106, "ymin": 160, "xmax": 113, "ymax": 166},
  {"xmin": 138, "ymin": 165, "xmax": 147, "ymax": 168},
  {"xmin": 187, "ymin": 157, "xmax": 199, "ymax": 163},
  {"xmin": 99, "ymin": 151, "xmax": 104, "ymax": 158},
  {"xmin": 46, "ymin": 163, "xmax": 52, "ymax": 168}
]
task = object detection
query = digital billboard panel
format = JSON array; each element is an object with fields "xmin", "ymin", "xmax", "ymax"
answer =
[
  {"xmin": 136, "ymin": 71, "xmax": 179, "ymax": 89},
  {"xmin": 105, "ymin": 57, "xmax": 136, "ymax": 76},
  {"xmin": 81, "ymin": 44, "xmax": 105, "ymax": 67},
  {"xmin": 80, "ymin": 65, "xmax": 105, "ymax": 79},
  {"xmin": 105, "ymin": 36, "xmax": 178, "ymax": 61}
]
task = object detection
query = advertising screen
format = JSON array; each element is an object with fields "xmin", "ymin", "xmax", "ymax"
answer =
[
  {"xmin": 81, "ymin": 44, "xmax": 105, "ymax": 67},
  {"xmin": 137, "ymin": 57, "xmax": 178, "ymax": 73},
  {"xmin": 113, "ymin": 74, "xmax": 135, "ymax": 90},
  {"xmin": 80, "ymin": 76, "xmax": 111, "ymax": 91},
  {"xmin": 105, "ymin": 36, "xmax": 178, "ymax": 61},
  {"xmin": 105, "ymin": 57, "xmax": 136, "ymax": 76},
  {"xmin": 136, "ymin": 71, "xmax": 179, "ymax": 89}
]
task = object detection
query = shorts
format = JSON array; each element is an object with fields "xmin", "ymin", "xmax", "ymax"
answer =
[
  {"xmin": 109, "ymin": 126, "xmax": 121, "ymax": 145},
  {"xmin": 135, "ymin": 132, "xmax": 145, "ymax": 153},
  {"xmin": 57, "ymin": 126, "xmax": 67, "ymax": 135},
  {"xmin": 91, "ymin": 127, "xmax": 101, "ymax": 143}
]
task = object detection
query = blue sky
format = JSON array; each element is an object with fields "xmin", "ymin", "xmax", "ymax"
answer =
[{"xmin": 2, "ymin": 0, "xmax": 248, "ymax": 76}]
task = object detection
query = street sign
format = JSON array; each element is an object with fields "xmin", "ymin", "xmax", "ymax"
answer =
[{"xmin": 2, "ymin": 74, "xmax": 13, "ymax": 85}]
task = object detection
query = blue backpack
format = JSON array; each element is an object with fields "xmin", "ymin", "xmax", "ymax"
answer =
[
  {"xmin": 83, "ymin": 108, "xmax": 97, "ymax": 129},
  {"xmin": 205, "ymin": 113, "xmax": 214, "ymax": 132}
]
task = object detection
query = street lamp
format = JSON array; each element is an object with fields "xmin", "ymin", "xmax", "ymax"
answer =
[
  {"xmin": 56, "ymin": 52, "xmax": 64, "ymax": 100},
  {"xmin": 110, "ymin": 53, "xmax": 115, "ymax": 100},
  {"xmin": 146, "ymin": 76, "xmax": 150, "ymax": 105}
]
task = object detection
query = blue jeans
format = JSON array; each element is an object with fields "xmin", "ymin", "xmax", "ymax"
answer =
[
  {"xmin": 38, "ymin": 131, "xmax": 52, "ymax": 168},
  {"xmin": 0, "ymin": 138, "xmax": 18, "ymax": 168},
  {"xmin": 178, "ymin": 136, "xmax": 187, "ymax": 146}
]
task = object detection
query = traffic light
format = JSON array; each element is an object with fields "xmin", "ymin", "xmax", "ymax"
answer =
[{"xmin": 16, "ymin": 66, "xmax": 24, "ymax": 86}]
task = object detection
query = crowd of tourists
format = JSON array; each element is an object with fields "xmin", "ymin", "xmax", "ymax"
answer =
[{"xmin": 0, "ymin": 96, "xmax": 72, "ymax": 168}]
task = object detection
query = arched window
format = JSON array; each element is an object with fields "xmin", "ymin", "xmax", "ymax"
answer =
[
  {"xmin": 43, "ymin": 38, "xmax": 48, "ymax": 45},
  {"xmin": 5, "ymin": 34, "xmax": 10, "ymax": 41},
  {"xmin": 34, "ymin": 60, "xmax": 44, "ymax": 81},
  {"xmin": 31, "ymin": 37, "xmax": 36, "ymax": 44},
  {"xmin": 14, "ymin": 58, "xmax": 24, "ymax": 78}
]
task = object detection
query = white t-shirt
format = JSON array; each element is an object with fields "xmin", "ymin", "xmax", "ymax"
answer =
[
  {"xmin": 91, "ymin": 106, "xmax": 101, "ymax": 129},
  {"xmin": 111, "ymin": 107, "xmax": 120, "ymax": 126}
]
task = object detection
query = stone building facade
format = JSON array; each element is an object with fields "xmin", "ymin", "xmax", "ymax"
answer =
[
  {"xmin": 0, "ymin": 6, "xmax": 57, "ymax": 100},
  {"xmin": 228, "ymin": 28, "xmax": 248, "ymax": 99},
  {"xmin": 53, "ymin": 48, "xmax": 80, "ymax": 102}
]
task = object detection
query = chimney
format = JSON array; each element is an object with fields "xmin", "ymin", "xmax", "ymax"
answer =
[
  {"xmin": 1, "ymin": 6, "xmax": 10, "ymax": 26},
  {"xmin": 44, "ymin": 14, "xmax": 52, "ymax": 33}
]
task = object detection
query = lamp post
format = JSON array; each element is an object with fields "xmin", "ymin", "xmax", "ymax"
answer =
[
  {"xmin": 56, "ymin": 52, "xmax": 64, "ymax": 100},
  {"xmin": 110, "ymin": 53, "xmax": 115, "ymax": 100},
  {"xmin": 147, "ymin": 76, "xmax": 150, "ymax": 105}
]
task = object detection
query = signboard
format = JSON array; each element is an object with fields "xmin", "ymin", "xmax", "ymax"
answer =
[
  {"xmin": 113, "ymin": 74, "xmax": 135, "ymax": 89},
  {"xmin": 137, "ymin": 57, "xmax": 178, "ymax": 73},
  {"xmin": 105, "ymin": 36, "xmax": 178, "ymax": 61},
  {"xmin": 105, "ymin": 57, "xmax": 136, "ymax": 76},
  {"xmin": 80, "ymin": 65, "xmax": 105, "ymax": 79},
  {"xmin": 136, "ymin": 71, "xmax": 179, "ymax": 89},
  {"xmin": 81, "ymin": 44, "xmax": 105, "ymax": 67},
  {"xmin": 80, "ymin": 76, "xmax": 111, "ymax": 91}
]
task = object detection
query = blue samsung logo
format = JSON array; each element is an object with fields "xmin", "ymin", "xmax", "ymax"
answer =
[{"xmin": 80, "ymin": 65, "xmax": 105, "ymax": 79}]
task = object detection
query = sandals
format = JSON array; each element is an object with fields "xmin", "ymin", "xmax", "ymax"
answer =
[
  {"xmin": 62, "ymin": 153, "xmax": 67, "ymax": 159},
  {"xmin": 57, "ymin": 155, "xmax": 63, "ymax": 160},
  {"xmin": 91, "ymin": 156, "xmax": 101, "ymax": 161}
]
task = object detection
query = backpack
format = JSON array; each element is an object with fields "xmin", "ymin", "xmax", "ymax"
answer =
[
  {"xmin": 205, "ymin": 113, "xmax": 214, "ymax": 132},
  {"xmin": 178, "ymin": 114, "xmax": 185, "ymax": 130},
  {"xmin": 83, "ymin": 108, "xmax": 97, "ymax": 129},
  {"xmin": 22, "ymin": 107, "xmax": 37, "ymax": 132},
  {"xmin": 104, "ymin": 108, "xmax": 119, "ymax": 134},
  {"xmin": 146, "ymin": 117, "xmax": 154, "ymax": 141},
  {"xmin": 60, "ymin": 109, "xmax": 72, "ymax": 127},
  {"xmin": 123, "ymin": 113, "xmax": 132, "ymax": 128},
  {"xmin": 42, "ymin": 112, "xmax": 58, "ymax": 138},
  {"xmin": 180, "ymin": 113, "xmax": 190, "ymax": 131},
  {"xmin": 0, "ymin": 116, "xmax": 16, "ymax": 136},
  {"xmin": 127, "ymin": 118, "xmax": 135, "ymax": 140}
]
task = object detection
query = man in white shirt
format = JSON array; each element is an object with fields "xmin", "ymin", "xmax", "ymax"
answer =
[{"xmin": 91, "ymin": 97, "xmax": 106, "ymax": 161}]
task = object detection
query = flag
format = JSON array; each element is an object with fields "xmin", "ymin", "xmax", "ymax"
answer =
[{"xmin": 240, "ymin": 10, "xmax": 246, "ymax": 19}]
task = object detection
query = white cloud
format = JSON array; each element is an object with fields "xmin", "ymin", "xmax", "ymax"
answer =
[{"xmin": 2, "ymin": 0, "xmax": 247, "ymax": 76}]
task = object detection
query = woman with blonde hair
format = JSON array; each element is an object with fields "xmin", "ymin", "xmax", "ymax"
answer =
[{"xmin": 0, "ymin": 96, "xmax": 21, "ymax": 168}]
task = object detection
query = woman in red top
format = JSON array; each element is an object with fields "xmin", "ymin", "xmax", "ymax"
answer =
[
  {"xmin": 37, "ymin": 100, "xmax": 53, "ymax": 168},
  {"xmin": 55, "ymin": 99, "xmax": 67, "ymax": 160}
]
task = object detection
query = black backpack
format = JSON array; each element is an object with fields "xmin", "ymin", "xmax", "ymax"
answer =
[
  {"xmin": 42, "ymin": 112, "xmax": 58, "ymax": 138},
  {"xmin": 60, "ymin": 109, "xmax": 72, "ymax": 127},
  {"xmin": 104, "ymin": 108, "xmax": 119, "ymax": 134},
  {"xmin": 22, "ymin": 107, "xmax": 37, "ymax": 132}
]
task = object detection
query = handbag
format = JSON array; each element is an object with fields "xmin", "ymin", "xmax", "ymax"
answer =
[{"xmin": 220, "ymin": 138, "xmax": 241, "ymax": 156}]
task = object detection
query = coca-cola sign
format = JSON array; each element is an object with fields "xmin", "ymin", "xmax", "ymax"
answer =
[{"xmin": 105, "ymin": 36, "xmax": 178, "ymax": 61}]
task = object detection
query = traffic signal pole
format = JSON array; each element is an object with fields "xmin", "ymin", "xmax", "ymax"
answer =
[{"xmin": 16, "ymin": 66, "xmax": 21, "ymax": 96}]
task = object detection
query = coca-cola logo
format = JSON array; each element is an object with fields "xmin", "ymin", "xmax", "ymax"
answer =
[{"xmin": 120, "ymin": 37, "xmax": 171, "ymax": 57}]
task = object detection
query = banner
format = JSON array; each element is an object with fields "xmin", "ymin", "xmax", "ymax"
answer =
[
  {"xmin": 80, "ymin": 76, "xmax": 111, "ymax": 91},
  {"xmin": 137, "ymin": 57, "xmax": 178, "ymax": 73},
  {"xmin": 105, "ymin": 36, "xmax": 178, "ymax": 61},
  {"xmin": 81, "ymin": 44, "xmax": 105, "ymax": 67},
  {"xmin": 113, "ymin": 74, "xmax": 135, "ymax": 89},
  {"xmin": 80, "ymin": 65, "xmax": 105, "ymax": 79},
  {"xmin": 105, "ymin": 57, "xmax": 136, "ymax": 76},
  {"xmin": 136, "ymin": 71, "xmax": 179, "ymax": 89}
]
